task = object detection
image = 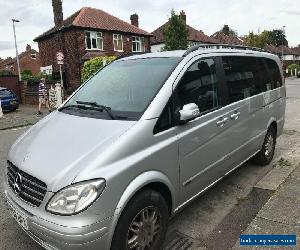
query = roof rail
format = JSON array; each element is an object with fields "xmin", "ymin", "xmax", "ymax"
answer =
[{"xmin": 183, "ymin": 44, "xmax": 271, "ymax": 57}]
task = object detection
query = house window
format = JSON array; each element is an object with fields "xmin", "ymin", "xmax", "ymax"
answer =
[
  {"xmin": 85, "ymin": 31, "xmax": 103, "ymax": 50},
  {"xmin": 132, "ymin": 36, "xmax": 145, "ymax": 52},
  {"xmin": 31, "ymin": 51, "xmax": 37, "ymax": 59},
  {"xmin": 188, "ymin": 41, "xmax": 201, "ymax": 48},
  {"xmin": 113, "ymin": 34, "xmax": 123, "ymax": 52}
]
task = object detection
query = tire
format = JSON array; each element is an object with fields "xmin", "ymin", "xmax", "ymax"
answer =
[
  {"xmin": 111, "ymin": 189, "xmax": 169, "ymax": 250},
  {"xmin": 254, "ymin": 126, "xmax": 276, "ymax": 166}
]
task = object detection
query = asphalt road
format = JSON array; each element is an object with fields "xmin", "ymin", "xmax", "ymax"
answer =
[
  {"xmin": 286, "ymin": 77, "xmax": 300, "ymax": 98},
  {"xmin": 0, "ymin": 78, "xmax": 299, "ymax": 250}
]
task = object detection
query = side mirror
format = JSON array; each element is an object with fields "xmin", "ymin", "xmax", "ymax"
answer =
[{"xmin": 179, "ymin": 103, "xmax": 200, "ymax": 122}]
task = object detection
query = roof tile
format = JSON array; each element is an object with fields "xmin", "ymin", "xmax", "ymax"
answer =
[
  {"xmin": 150, "ymin": 21, "xmax": 217, "ymax": 45},
  {"xmin": 211, "ymin": 31, "xmax": 244, "ymax": 45},
  {"xmin": 35, "ymin": 7, "xmax": 150, "ymax": 41}
]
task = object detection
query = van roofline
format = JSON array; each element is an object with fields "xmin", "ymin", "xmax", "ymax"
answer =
[
  {"xmin": 118, "ymin": 46, "xmax": 278, "ymax": 61},
  {"xmin": 183, "ymin": 44, "xmax": 271, "ymax": 56}
]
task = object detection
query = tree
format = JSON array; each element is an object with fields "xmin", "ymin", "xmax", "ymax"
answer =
[
  {"xmin": 163, "ymin": 10, "xmax": 188, "ymax": 51},
  {"xmin": 221, "ymin": 25, "xmax": 238, "ymax": 37},
  {"xmin": 81, "ymin": 56, "xmax": 116, "ymax": 82},
  {"xmin": 268, "ymin": 29, "xmax": 288, "ymax": 47},
  {"xmin": 244, "ymin": 29, "xmax": 288, "ymax": 48},
  {"xmin": 244, "ymin": 31, "xmax": 271, "ymax": 48}
]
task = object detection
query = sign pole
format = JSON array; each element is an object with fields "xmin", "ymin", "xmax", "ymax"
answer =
[
  {"xmin": 56, "ymin": 52, "xmax": 64, "ymax": 87},
  {"xmin": 59, "ymin": 64, "xmax": 63, "ymax": 87},
  {"xmin": 0, "ymin": 99, "xmax": 3, "ymax": 118}
]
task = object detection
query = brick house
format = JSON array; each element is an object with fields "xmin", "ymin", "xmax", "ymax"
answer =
[
  {"xmin": 211, "ymin": 25, "xmax": 244, "ymax": 45},
  {"xmin": 150, "ymin": 11, "xmax": 218, "ymax": 52},
  {"xmin": 0, "ymin": 44, "xmax": 41, "ymax": 75},
  {"xmin": 277, "ymin": 46, "xmax": 300, "ymax": 69},
  {"xmin": 34, "ymin": 2, "xmax": 151, "ymax": 90}
]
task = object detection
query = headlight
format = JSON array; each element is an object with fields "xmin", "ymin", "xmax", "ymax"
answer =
[{"xmin": 46, "ymin": 179, "xmax": 106, "ymax": 215}]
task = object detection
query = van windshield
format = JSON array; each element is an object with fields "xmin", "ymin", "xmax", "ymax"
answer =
[{"xmin": 62, "ymin": 57, "xmax": 181, "ymax": 120}]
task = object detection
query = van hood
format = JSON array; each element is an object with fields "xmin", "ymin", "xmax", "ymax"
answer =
[{"xmin": 8, "ymin": 111, "xmax": 136, "ymax": 192}]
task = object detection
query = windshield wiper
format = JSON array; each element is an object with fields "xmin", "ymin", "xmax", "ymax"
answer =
[
  {"xmin": 58, "ymin": 104, "xmax": 84, "ymax": 111},
  {"xmin": 58, "ymin": 104, "xmax": 105, "ymax": 113},
  {"xmin": 76, "ymin": 101, "xmax": 115, "ymax": 120}
]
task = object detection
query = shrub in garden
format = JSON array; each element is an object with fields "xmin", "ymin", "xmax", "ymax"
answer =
[{"xmin": 81, "ymin": 56, "xmax": 116, "ymax": 83}]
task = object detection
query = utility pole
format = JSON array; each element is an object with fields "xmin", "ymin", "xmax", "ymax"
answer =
[
  {"xmin": 281, "ymin": 26, "xmax": 286, "ymax": 64},
  {"xmin": 12, "ymin": 19, "xmax": 21, "ymax": 81}
]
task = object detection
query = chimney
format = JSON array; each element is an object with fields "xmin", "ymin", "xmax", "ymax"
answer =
[
  {"xmin": 26, "ymin": 44, "xmax": 31, "ymax": 52},
  {"xmin": 222, "ymin": 25, "xmax": 230, "ymax": 36},
  {"xmin": 130, "ymin": 14, "xmax": 139, "ymax": 27},
  {"xmin": 180, "ymin": 10, "xmax": 186, "ymax": 24},
  {"xmin": 52, "ymin": 0, "xmax": 63, "ymax": 28}
]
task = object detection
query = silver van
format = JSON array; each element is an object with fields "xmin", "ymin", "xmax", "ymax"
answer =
[{"xmin": 4, "ymin": 45, "xmax": 285, "ymax": 250}]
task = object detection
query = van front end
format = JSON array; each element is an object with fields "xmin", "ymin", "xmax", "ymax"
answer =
[{"xmin": 4, "ymin": 163, "xmax": 114, "ymax": 250}]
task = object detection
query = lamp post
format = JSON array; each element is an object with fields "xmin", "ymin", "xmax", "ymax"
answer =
[
  {"xmin": 281, "ymin": 25, "xmax": 286, "ymax": 64},
  {"xmin": 12, "ymin": 19, "xmax": 21, "ymax": 81}
]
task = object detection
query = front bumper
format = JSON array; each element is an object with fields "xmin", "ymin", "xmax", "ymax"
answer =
[
  {"xmin": 1, "ymin": 103, "xmax": 19, "ymax": 111},
  {"xmin": 4, "ymin": 189, "xmax": 113, "ymax": 250}
]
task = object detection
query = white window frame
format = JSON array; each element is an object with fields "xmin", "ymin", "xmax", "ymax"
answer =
[
  {"xmin": 188, "ymin": 41, "xmax": 201, "ymax": 48},
  {"xmin": 30, "ymin": 51, "xmax": 37, "ymax": 59},
  {"xmin": 85, "ymin": 31, "xmax": 103, "ymax": 51},
  {"xmin": 132, "ymin": 36, "xmax": 145, "ymax": 52},
  {"xmin": 113, "ymin": 34, "xmax": 123, "ymax": 52}
]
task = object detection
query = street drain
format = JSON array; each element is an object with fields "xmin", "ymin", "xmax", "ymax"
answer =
[{"xmin": 163, "ymin": 230, "xmax": 201, "ymax": 250}]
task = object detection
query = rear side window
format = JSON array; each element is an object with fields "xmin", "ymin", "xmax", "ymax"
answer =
[
  {"xmin": 222, "ymin": 56, "xmax": 262, "ymax": 104},
  {"xmin": 264, "ymin": 58, "xmax": 282, "ymax": 89}
]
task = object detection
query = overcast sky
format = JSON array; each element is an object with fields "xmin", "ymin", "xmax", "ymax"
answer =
[{"xmin": 0, "ymin": 0, "xmax": 299, "ymax": 58}]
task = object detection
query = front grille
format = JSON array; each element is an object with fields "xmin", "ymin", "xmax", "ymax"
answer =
[{"xmin": 7, "ymin": 161, "xmax": 47, "ymax": 207}]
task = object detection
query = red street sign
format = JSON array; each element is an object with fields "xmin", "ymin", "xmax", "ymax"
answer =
[{"xmin": 56, "ymin": 52, "xmax": 64, "ymax": 64}]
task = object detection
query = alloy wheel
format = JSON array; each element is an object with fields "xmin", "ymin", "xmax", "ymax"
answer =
[
  {"xmin": 264, "ymin": 133, "xmax": 274, "ymax": 158},
  {"xmin": 127, "ymin": 206, "xmax": 162, "ymax": 250}
]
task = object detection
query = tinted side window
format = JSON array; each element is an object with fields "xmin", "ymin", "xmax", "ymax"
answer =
[
  {"xmin": 257, "ymin": 58, "xmax": 272, "ymax": 92},
  {"xmin": 222, "ymin": 56, "xmax": 262, "ymax": 104},
  {"xmin": 177, "ymin": 58, "xmax": 219, "ymax": 114},
  {"xmin": 264, "ymin": 58, "xmax": 282, "ymax": 89}
]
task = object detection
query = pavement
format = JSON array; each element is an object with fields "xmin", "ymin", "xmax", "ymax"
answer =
[
  {"xmin": 232, "ymin": 134, "xmax": 300, "ymax": 249},
  {"xmin": 232, "ymin": 78, "xmax": 300, "ymax": 249},
  {"xmin": 0, "ymin": 77, "xmax": 299, "ymax": 250},
  {"xmin": 0, "ymin": 105, "xmax": 47, "ymax": 130}
]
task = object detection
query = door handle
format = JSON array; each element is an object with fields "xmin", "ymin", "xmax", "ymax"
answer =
[
  {"xmin": 216, "ymin": 117, "xmax": 228, "ymax": 127},
  {"xmin": 230, "ymin": 112, "xmax": 241, "ymax": 120}
]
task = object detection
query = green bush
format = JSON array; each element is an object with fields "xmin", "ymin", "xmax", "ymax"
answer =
[
  {"xmin": 287, "ymin": 64, "xmax": 300, "ymax": 71},
  {"xmin": 81, "ymin": 56, "xmax": 116, "ymax": 83},
  {"xmin": 0, "ymin": 70, "xmax": 16, "ymax": 76},
  {"xmin": 21, "ymin": 69, "xmax": 33, "ymax": 76},
  {"xmin": 22, "ymin": 72, "xmax": 52, "ymax": 85}
]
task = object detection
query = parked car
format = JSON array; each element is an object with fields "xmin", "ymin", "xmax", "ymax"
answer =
[
  {"xmin": 5, "ymin": 45, "xmax": 285, "ymax": 250},
  {"xmin": 0, "ymin": 87, "xmax": 19, "ymax": 111}
]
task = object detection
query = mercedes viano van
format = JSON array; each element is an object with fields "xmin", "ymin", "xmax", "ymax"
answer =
[{"xmin": 4, "ymin": 45, "xmax": 285, "ymax": 250}]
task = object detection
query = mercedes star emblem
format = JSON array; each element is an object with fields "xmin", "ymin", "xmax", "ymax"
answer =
[{"xmin": 13, "ymin": 172, "xmax": 22, "ymax": 194}]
